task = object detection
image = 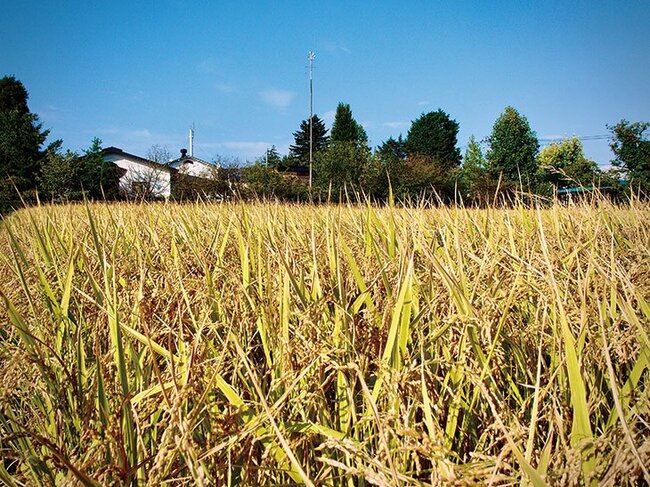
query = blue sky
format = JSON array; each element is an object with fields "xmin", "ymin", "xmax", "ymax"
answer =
[{"xmin": 2, "ymin": 1, "xmax": 648, "ymax": 166}]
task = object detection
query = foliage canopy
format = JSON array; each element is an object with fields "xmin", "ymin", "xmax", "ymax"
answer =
[
  {"xmin": 486, "ymin": 106, "xmax": 539, "ymax": 187},
  {"xmin": 289, "ymin": 115, "xmax": 329, "ymax": 164},
  {"xmin": 405, "ymin": 109, "xmax": 461, "ymax": 169},
  {"xmin": 609, "ymin": 120, "xmax": 650, "ymax": 191}
]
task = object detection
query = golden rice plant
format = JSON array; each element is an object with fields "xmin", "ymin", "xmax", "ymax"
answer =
[{"xmin": 0, "ymin": 196, "xmax": 648, "ymax": 485}]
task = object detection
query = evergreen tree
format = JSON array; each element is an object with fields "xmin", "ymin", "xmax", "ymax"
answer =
[
  {"xmin": 0, "ymin": 76, "xmax": 30, "ymax": 114},
  {"xmin": 486, "ymin": 106, "xmax": 539, "ymax": 187},
  {"xmin": 289, "ymin": 115, "xmax": 329, "ymax": 164},
  {"xmin": 405, "ymin": 109, "xmax": 461, "ymax": 169},
  {"xmin": 330, "ymin": 103, "xmax": 367, "ymax": 147},
  {"xmin": 0, "ymin": 76, "xmax": 53, "ymax": 191},
  {"xmin": 461, "ymin": 135, "xmax": 488, "ymax": 199}
]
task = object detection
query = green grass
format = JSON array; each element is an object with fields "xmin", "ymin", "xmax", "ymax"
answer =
[{"xmin": 0, "ymin": 198, "xmax": 649, "ymax": 485}]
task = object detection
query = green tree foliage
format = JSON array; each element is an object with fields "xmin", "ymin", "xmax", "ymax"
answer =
[
  {"xmin": 241, "ymin": 163, "xmax": 308, "ymax": 201},
  {"xmin": 314, "ymin": 141, "xmax": 370, "ymax": 198},
  {"xmin": 538, "ymin": 137, "xmax": 600, "ymax": 189},
  {"xmin": 486, "ymin": 106, "xmax": 539, "ymax": 188},
  {"xmin": 80, "ymin": 138, "xmax": 121, "ymax": 199},
  {"xmin": 608, "ymin": 120, "xmax": 650, "ymax": 191},
  {"xmin": 242, "ymin": 163, "xmax": 285, "ymax": 196},
  {"xmin": 39, "ymin": 138, "xmax": 121, "ymax": 201},
  {"xmin": 0, "ymin": 76, "xmax": 30, "ymax": 114},
  {"xmin": 255, "ymin": 145, "xmax": 282, "ymax": 168},
  {"xmin": 405, "ymin": 110, "xmax": 461, "ymax": 169},
  {"xmin": 39, "ymin": 145, "xmax": 84, "ymax": 200},
  {"xmin": 0, "ymin": 76, "xmax": 54, "ymax": 205},
  {"xmin": 377, "ymin": 135, "xmax": 407, "ymax": 164},
  {"xmin": 289, "ymin": 115, "xmax": 329, "ymax": 164},
  {"xmin": 361, "ymin": 136, "xmax": 408, "ymax": 201},
  {"xmin": 392, "ymin": 156, "xmax": 460, "ymax": 202},
  {"xmin": 330, "ymin": 103, "xmax": 368, "ymax": 147},
  {"xmin": 461, "ymin": 135, "xmax": 490, "ymax": 201}
]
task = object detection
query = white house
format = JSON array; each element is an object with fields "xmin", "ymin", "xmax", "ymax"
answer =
[
  {"xmin": 168, "ymin": 149, "xmax": 217, "ymax": 178},
  {"xmin": 101, "ymin": 147, "xmax": 173, "ymax": 198}
]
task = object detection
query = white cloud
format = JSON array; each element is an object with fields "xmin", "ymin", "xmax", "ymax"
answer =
[
  {"xmin": 259, "ymin": 88, "xmax": 296, "ymax": 109},
  {"xmin": 418, "ymin": 101, "xmax": 429, "ymax": 106},
  {"xmin": 129, "ymin": 129, "xmax": 152, "ymax": 139},
  {"xmin": 382, "ymin": 121, "xmax": 409, "ymax": 129},
  {"xmin": 322, "ymin": 41, "xmax": 351, "ymax": 54}
]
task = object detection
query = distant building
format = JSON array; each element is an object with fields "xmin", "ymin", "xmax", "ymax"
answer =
[
  {"xmin": 168, "ymin": 148, "xmax": 217, "ymax": 178},
  {"xmin": 101, "ymin": 147, "xmax": 218, "ymax": 199},
  {"xmin": 101, "ymin": 147, "xmax": 173, "ymax": 198}
]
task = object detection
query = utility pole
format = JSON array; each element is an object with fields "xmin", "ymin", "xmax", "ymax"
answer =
[
  {"xmin": 189, "ymin": 125, "xmax": 194, "ymax": 157},
  {"xmin": 308, "ymin": 50, "xmax": 315, "ymax": 189}
]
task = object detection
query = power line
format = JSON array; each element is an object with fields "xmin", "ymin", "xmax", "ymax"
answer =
[{"xmin": 538, "ymin": 134, "xmax": 610, "ymax": 143}]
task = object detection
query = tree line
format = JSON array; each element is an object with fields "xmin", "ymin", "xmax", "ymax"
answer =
[
  {"xmin": 2, "ymin": 75, "xmax": 649, "ymax": 213},
  {"xmin": 252, "ymin": 102, "xmax": 648, "ymax": 203}
]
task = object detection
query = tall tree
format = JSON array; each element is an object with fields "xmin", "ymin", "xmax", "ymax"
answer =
[
  {"xmin": 405, "ymin": 109, "xmax": 461, "ymax": 169},
  {"xmin": 289, "ymin": 115, "xmax": 329, "ymax": 164},
  {"xmin": 461, "ymin": 135, "xmax": 488, "ymax": 199},
  {"xmin": 486, "ymin": 106, "xmax": 539, "ymax": 186},
  {"xmin": 538, "ymin": 137, "xmax": 600, "ymax": 189},
  {"xmin": 330, "ymin": 103, "xmax": 367, "ymax": 147},
  {"xmin": 608, "ymin": 120, "xmax": 650, "ymax": 191},
  {"xmin": 0, "ymin": 76, "xmax": 53, "ymax": 192}
]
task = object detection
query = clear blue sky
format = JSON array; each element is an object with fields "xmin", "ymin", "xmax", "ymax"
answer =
[{"xmin": 2, "ymin": 1, "xmax": 648, "ymax": 166}]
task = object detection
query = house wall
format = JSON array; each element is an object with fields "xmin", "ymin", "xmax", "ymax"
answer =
[
  {"xmin": 103, "ymin": 154, "xmax": 172, "ymax": 198},
  {"xmin": 173, "ymin": 160, "xmax": 215, "ymax": 178}
]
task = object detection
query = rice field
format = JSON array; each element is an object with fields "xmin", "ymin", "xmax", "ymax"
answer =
[{"xmin": 0, "ymin": 198, "xmax": 648, "ymax": 486}]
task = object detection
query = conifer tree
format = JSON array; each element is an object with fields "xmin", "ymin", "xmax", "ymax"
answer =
[
  {"xmin": 486, "ymin": 106, "xmax": 539, "ymax": 186},
  {"xmin": 0, "ymin": 76, "xmax": 52, "ymax": 189},
  {"xmin": 0, "ymin": 76, "xmax": 56, "ymax": 212},
  {"xmin": 289, "ymin": 115, "xmax": 329, "ymax": 164},
  {"xmin": 330, "ymin": 103, "xmax": 367, "ymax": 147}
]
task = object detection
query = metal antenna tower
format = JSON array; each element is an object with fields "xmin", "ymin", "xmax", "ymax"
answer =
[
  {"xmin": 189, "ymin": 124, "xmax": 195, "ymax": 157},
  {"xmin": 308, "ymin": 50, "xmax": 315, "ymax": 188}
]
